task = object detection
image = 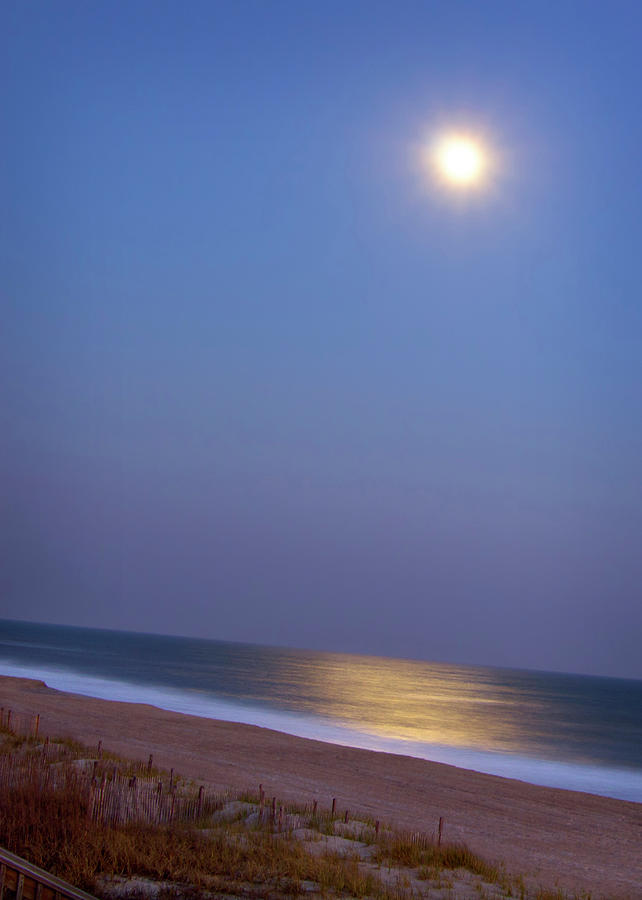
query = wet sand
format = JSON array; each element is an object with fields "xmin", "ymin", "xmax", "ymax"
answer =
[{"xmin": 1, "ymin": 675, "xmax": 641, "ymax": 898}]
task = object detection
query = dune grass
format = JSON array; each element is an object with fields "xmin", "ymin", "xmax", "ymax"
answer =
[
  {"xmin": 373, "ymin": 829, "xmax": 502, "ymax": 882},
  {"xmin": 0, "ymin": 767, "xmax": 384, "ymax": 898}
]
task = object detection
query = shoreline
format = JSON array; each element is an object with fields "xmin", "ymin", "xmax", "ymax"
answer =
[
  {"xmin": 2, "ymin": 657, "xmax": 640, "ymax": 805},
  {"xmin": 1, "ymin": 675, "xmax": 641, "ymax": 898}
]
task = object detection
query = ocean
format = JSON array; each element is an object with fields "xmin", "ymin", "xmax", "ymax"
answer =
[{"xmin": 1, "ymin": 619, "xmax": 640, "ymax": 803}]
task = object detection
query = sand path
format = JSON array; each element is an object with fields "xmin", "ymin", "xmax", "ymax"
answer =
[{"xmin": 1, "ymin": 676, "xmax": 640, "ymax": 898}]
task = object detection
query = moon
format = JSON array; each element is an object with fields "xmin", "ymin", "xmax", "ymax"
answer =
[{"xmin": 431, "ymin": 134, "xmax": 488, "ymax": 188}]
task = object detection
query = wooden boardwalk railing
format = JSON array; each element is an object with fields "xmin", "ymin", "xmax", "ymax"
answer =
[{"xmin": 0, "ymin": 848, "xmax": 97, "ymax": 900}]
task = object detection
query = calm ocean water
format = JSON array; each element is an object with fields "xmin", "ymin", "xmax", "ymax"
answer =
[{"xmin": 1, "ymin": 619, "xmax": 641, "ymax": 803}]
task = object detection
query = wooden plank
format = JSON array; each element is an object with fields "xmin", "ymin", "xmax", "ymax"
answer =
[
  {"xmin": 5, "ymin": 866, "xmax": 17, "ymax": 893},
  {"xmin": 0, "ymin": 861, "xmax": 6, "ymax": 898},
  {"xmin": 25, "ymin": 875, "xmax": 40, "ymax": 900},
  {"xmin": 16, "ymin": 871, "xmax": 25, "ymax": 900}
]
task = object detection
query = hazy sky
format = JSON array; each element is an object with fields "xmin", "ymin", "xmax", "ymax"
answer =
[{"xmin": 3, "ymin": 1, "xmax": 642, "ymax": 679}]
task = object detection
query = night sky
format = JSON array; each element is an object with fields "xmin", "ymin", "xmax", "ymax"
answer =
[{"xmin": 3, "ymin": 1, "xmax": 642, "ymax": 679}]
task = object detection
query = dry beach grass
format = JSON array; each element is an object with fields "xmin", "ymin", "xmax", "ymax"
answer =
[
  {"xmin": 0, "ymin": 676, "xmax": 640, "ymax": 899},
  {"xmin": 0, "ymin": 726, "xmax": 578, "ymax": 900},
  {"xmin": 0, "ymin": 731, "xmax": 512, "ymax": 900}
]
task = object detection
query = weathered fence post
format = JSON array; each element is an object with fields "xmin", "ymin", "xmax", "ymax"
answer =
[
  {"xmin": 97, "ymin": 740, "xmax": 103, "ymax": 759},
  {"xmin": 331, "ymin": 797, "xmax": 336, "ymax": 816},
  {"xmin": 147, "ymin": 754, "xmax": 153, "ymax": 773},
  {"xmin": 375, "ymin": 820, "xmax": 380, "ymax": 837},
  {"xmin": 344, "ymin": 809, "xmax": 349, "ymax": 824},
  {"xmin": 438, "ymin": 817, "xmax": 444, "ymax": 847},
  {"xmin": 312, "ymin": 799, "xmax": 318, "ymax": 817},
  {"xmin": 197, "ymin": 786, "xmax": 204, "ymax": 818},
  {"xmin": 34, "ymin": 714, "xmax": 40, "ymax": 739}
]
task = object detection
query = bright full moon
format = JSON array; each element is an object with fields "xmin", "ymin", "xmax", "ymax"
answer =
[{"xmin": 432, "ymin": 134, "xmax": 487, "ymax": 188}]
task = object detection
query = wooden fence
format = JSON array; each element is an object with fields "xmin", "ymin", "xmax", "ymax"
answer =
[
  {"xmin": 0, "ymin": 707, "xmax": 446, "ymax": 841},
  {"xmin": 87, "ymin": 773, "xmax": 224, "ymax": 826},
  {"xmin": 0, "ymin": 711, "xmax": 226, "ymax": 828},
  {"xmin": 0, "ymin": 710, "xmax": 39, "ymax": 740}
]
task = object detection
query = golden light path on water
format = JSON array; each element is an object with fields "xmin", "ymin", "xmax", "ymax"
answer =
[{"xmin": 271, "ymin": 652, "xmax": 538, "ymax": 756}]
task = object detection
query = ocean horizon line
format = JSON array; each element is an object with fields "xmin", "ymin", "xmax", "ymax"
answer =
[{"xmin": 2, "ymin": 616, "xmax": 639, "ymax": 686}]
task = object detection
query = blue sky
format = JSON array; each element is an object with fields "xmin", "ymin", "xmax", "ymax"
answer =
[{"xmin": 3, "ymin": 1, "xmax": 642, "ymax": 677}]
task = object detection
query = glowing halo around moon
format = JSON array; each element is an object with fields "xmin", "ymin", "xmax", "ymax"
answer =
[
  {"xmin": 423, "ymin": 130, "xmax": 493, "ymax": 193},
  {"xmin": 435, "ymin": 135, "xmax": 485, "ymax": 185}
]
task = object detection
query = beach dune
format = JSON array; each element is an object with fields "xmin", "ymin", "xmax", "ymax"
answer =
[{"xmin": 1, "ymin": 675, "xmax": 640, "ymax": 898}]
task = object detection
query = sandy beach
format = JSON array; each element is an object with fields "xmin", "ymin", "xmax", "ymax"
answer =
[{"xmin": 1, "ymin": 675, "xmax": 640, "ymax": 898}]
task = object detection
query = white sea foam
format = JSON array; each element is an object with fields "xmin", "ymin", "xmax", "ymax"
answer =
[{"xmin": 2, "ymin": 659, "xmax": 641, "ymax": 803}]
